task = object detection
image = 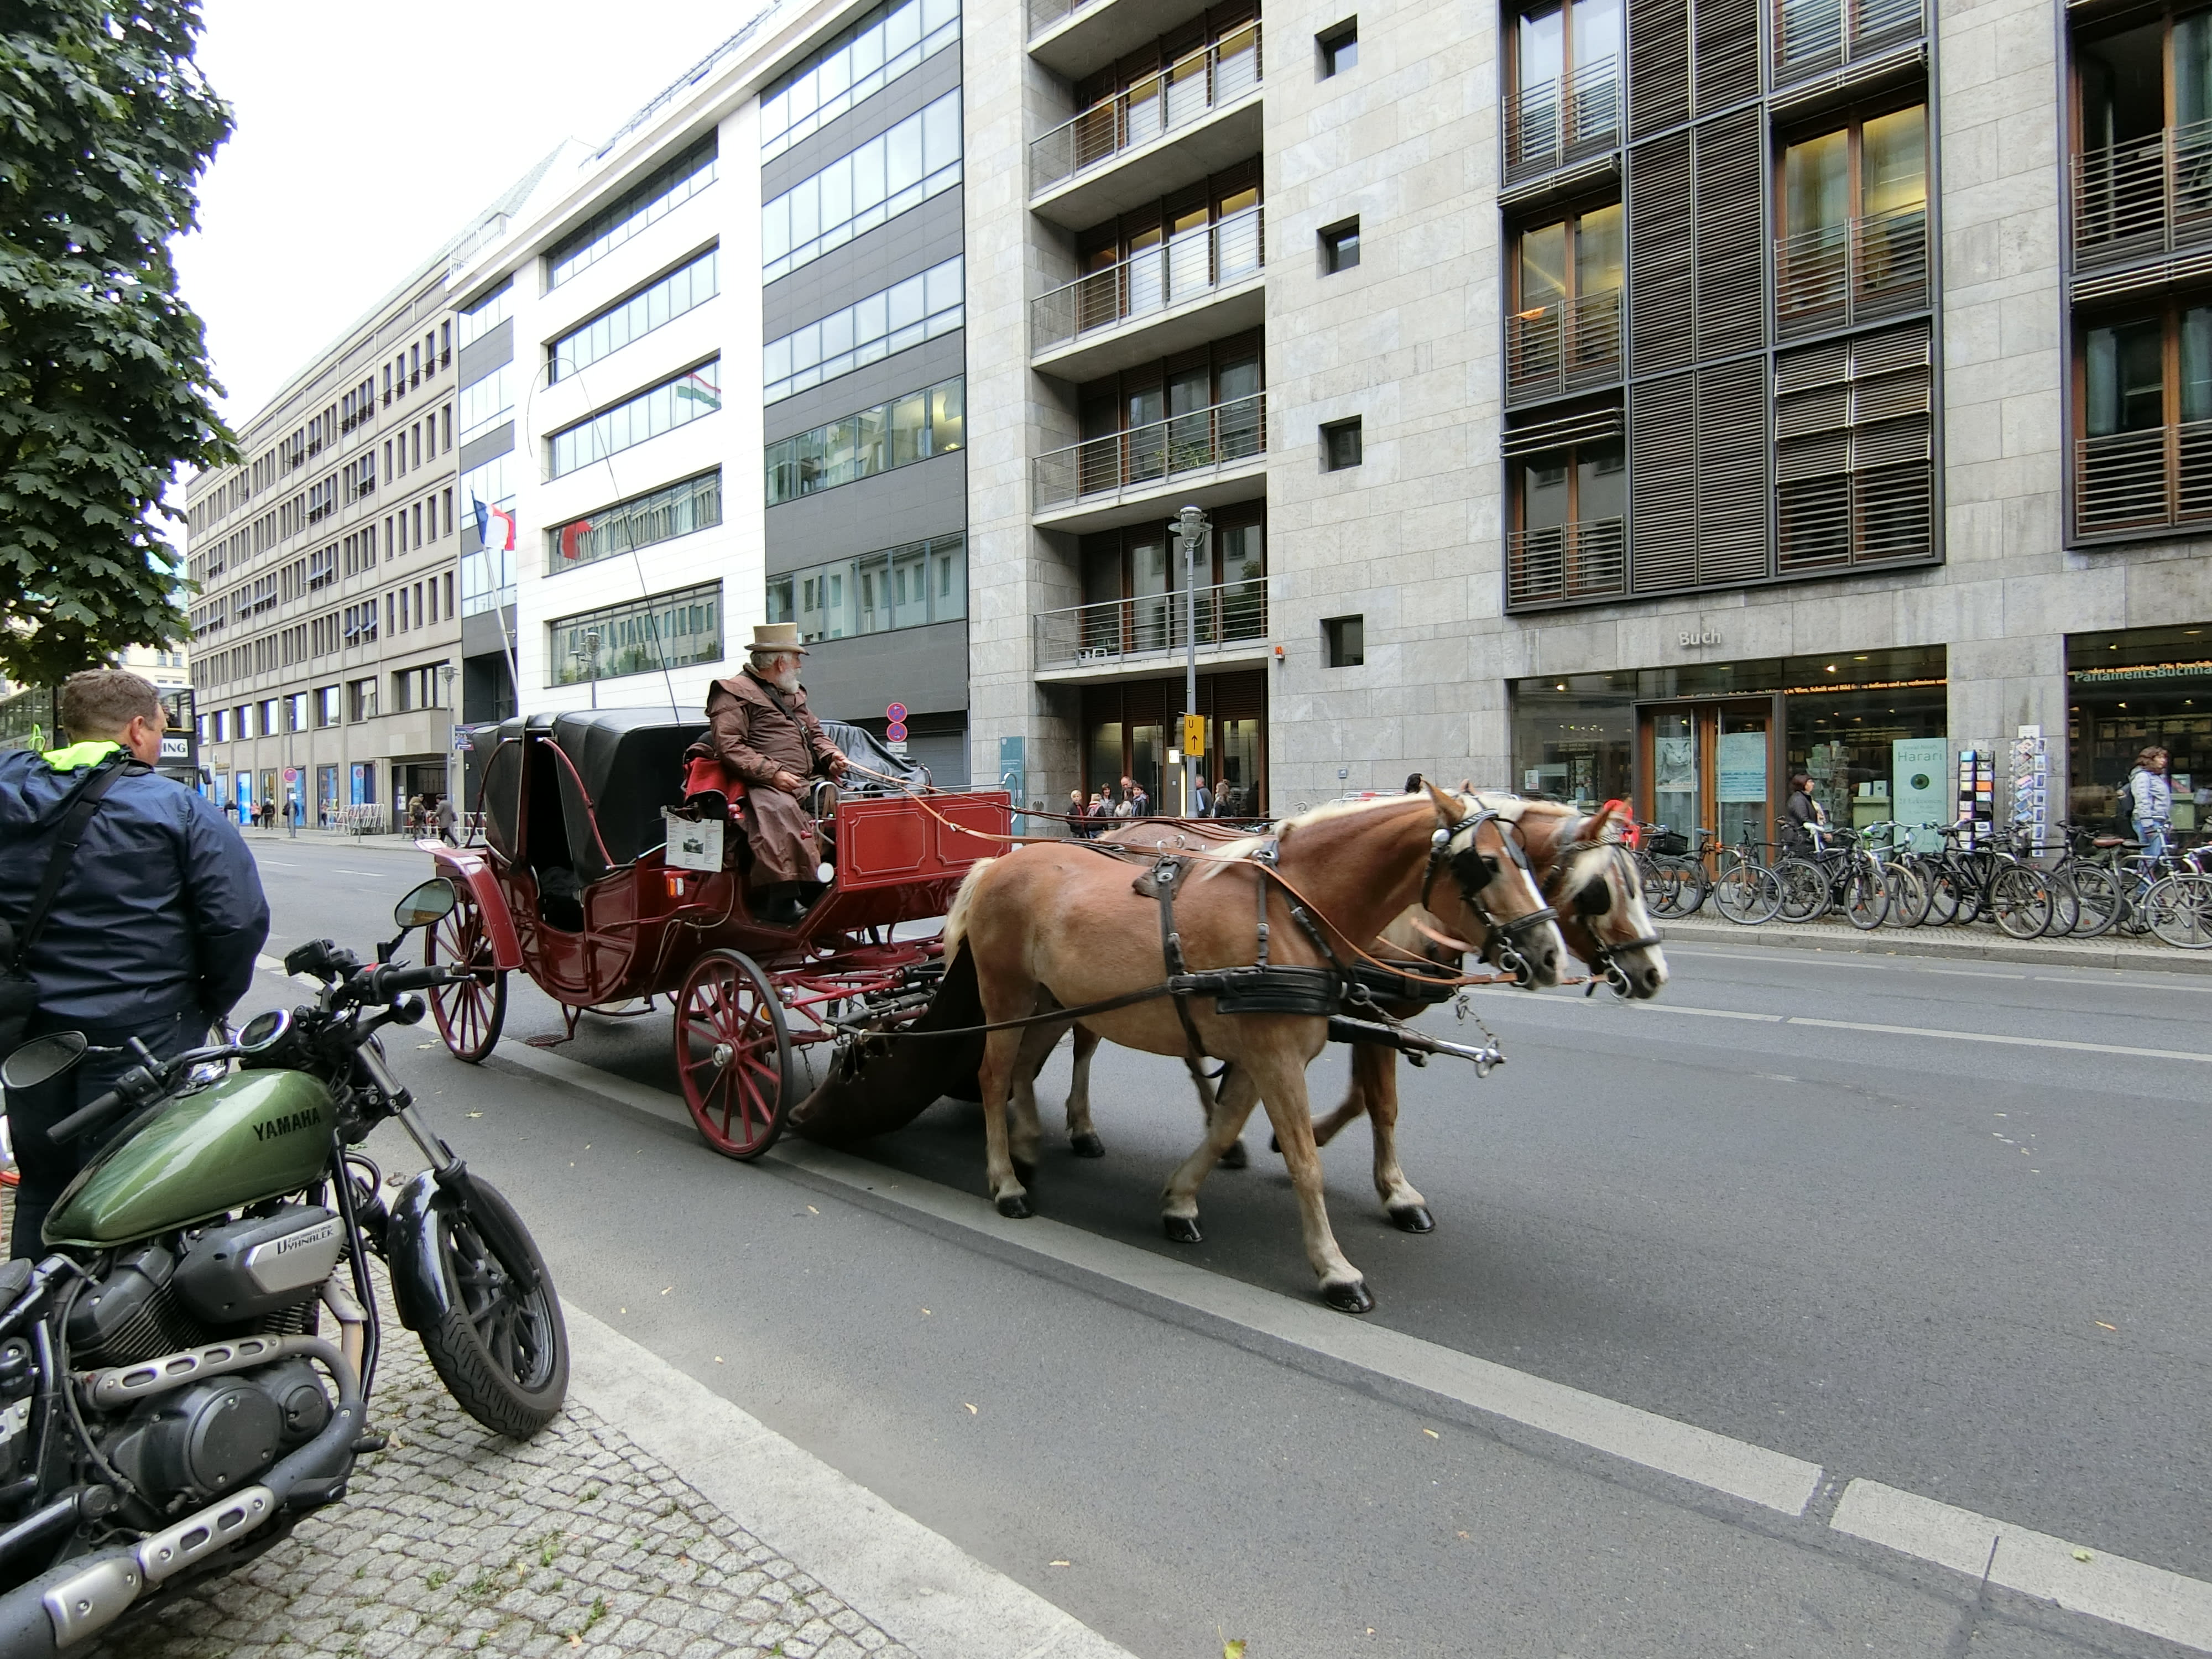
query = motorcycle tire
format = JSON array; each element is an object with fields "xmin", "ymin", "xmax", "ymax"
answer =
[{"xmin": 418, "ymin": 1176, "xmax": 570, "ymax": 1439}]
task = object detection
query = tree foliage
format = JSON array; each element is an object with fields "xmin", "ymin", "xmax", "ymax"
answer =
[{"xmin": 0, "ymin": 0, "xmax": 232, "ymax": 687}]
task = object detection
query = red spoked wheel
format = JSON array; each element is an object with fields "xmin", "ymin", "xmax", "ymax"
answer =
[
  {"xmin": 675, "ymin": 950, "xmax": 795, "ymax": 1160},
  {"xmin": 424, "ymin": 883, "xmax": 507, "ymax": 1063}
]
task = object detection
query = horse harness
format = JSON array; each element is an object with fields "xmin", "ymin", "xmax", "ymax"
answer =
[{"xmin": 1554, "ymin": 831, "xmax": 1664, "ymax": 995}]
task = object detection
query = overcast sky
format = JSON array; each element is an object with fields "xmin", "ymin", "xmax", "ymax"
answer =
[{"xmin": 176, "ymin": 0, "xmax": 760, "ymax": 424}]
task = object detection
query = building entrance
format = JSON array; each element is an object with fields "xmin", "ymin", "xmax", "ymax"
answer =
[
  {"xmin": 1639, "ymin": 701, "xmax": 1775, "ymax": 849},
  {"xmin": 1080, "ymin": 669, "xmax": 1266, "ymax": 817}
]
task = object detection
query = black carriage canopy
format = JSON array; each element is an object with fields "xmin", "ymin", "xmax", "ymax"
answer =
[{"xmin": 472, "ymin": 707, "xmax": 935, "ymax": 878}]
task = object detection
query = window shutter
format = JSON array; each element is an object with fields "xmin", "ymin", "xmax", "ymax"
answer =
[
  {"xmin": 1629, "ymin": 0, "xmax": 1691, "ymax": 137},
  {"xmin": 1628, "ymin": 133, "xmax": 1694, "ymax": 373},
  {"xmin": 1692, "ymin": 111, "xmax": 1766, "ymax": 360},
  {"xmin": 1774, "ymin": 321, "xmax": 1932, "ymax": 570},
  {"xmin": 1692, "ymin": 0, "xmax": 1760, "ymax": 111},
  {"xmin": 1694, "ymin": 357, "xmax": 1770, "ymax": 583},
  {"xmin": 1630, "ymin": 371, "xmax": 1698, "ymax": 591}
]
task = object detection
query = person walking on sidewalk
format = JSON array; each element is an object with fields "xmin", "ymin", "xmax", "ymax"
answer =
[
  {"xmin": 2126, "ymin": 747, "xmax": 2174, "ymax": 862},
  {"xmin": 1782, "ymin": 771, "xmax": 1826, "ymax": 854},
  {"xmin": 0, "ymin": 670, "xmax": 269, "ymax": 1255},
  {"xmin": 435, "ymin": 793, "xmax": 461, "ymax": 846}
]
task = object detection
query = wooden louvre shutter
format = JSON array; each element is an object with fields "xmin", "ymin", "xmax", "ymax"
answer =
[
  {"xmin": 1630, "ymin": 371, "xmax": 1698, "ymax": 591},
  {"xmin": 1627, "ymin": 132, "xmax": 1694, "ymax": 374},
  {"xmin": 1691, "ymin": 0, "xmax": 1760, "ymax": 112},
  {"xmin": 1629, "ymin": 0, "xmax": 1691, "ymax": 138},
  {"xmin": 1692, "ymin": 111, "xmax": 1765, "ymax": 361},
  {"xmin": 1694, "ymin": 357, "xmax": 1770, "ymax": 583},
  {"xmin": 1773, "ymin": 321, "xmax": 1932, "ymax": 570}
]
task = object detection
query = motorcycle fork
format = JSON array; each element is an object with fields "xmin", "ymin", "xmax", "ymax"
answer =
[{"xmin": 326, "ymin": 1158, "xmax": 383, "ymax": 1401}]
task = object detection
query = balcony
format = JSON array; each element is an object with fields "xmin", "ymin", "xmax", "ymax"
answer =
[
  {"xmin": 1029, "ymin": 27, "xmax": 1261, "ymax": 225},
  {"xmin": 1028, "ymin": 0, "xmax": 1221, "ymax": 76},
  {"xmin": 1031, "ymin": 207, "xmax": 1265, "ymax": 379},
  {"xmin": 1034, "ymin": 392, "xmax": 1265, "ymax": 528},
  {"xmin": 1507, "ymin": 288, "xmax": 1623, "ymax": 403},
  {"xmin": 2071, "ymin": 120, "xmax": 2212, "ymax": 271},
  {"xmin": 1035, "ymin": 580, "xmax": 1269, "ymax": 678},
  {"xmin": 1774, "ymin": 206, "xmax": 1929, "ymax": 338},
  {"xmin": 2075, "ymin": 421, "xmax": 2212, "ymax": 538},
  {"xmin": 1505, "ymin": 519, "xmax": 1626, "ymax": 608},
  {"xmin": 1504, "ymin": 58, "xmax": 1620, "ymax": 185},
  {"xmin": 1773, "ymin": 0, "xmax": 1924, "ymax": 86}
]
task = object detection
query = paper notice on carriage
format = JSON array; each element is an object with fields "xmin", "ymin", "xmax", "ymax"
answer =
[{"xmin": 665, "ymin": 810, "xmax": 725, "ymax": 872}]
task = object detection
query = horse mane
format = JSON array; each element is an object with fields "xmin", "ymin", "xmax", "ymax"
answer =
[{"xmin": 1193, "ymin": 792, "xmax": 1436, "ymax": 879}]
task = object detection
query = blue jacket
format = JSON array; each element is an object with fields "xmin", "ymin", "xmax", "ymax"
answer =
[
  {"xmin": 2127, "ymin": 767, "xmax": 2173, "ymax": 826},
  {"xmin": 0, "ymin": 748, "xmax": 269, "ymax": 1026}
]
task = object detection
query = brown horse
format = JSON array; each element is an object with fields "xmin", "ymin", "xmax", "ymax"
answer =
[{"xmin": 942, "ymin": 786, "xmax": 1567, "ymax": 1312}]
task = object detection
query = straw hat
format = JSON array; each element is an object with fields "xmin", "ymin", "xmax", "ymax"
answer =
[{"xmin": 747, "ymin": 622, "xmax": 808, "ymax": 655}]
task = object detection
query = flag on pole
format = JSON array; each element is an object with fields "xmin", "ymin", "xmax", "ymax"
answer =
[
  {"xmin": 674, "ymin": 370, "xmax": 721, "ymax": 409},
  {"xmin": 471, "ymin": 497, "xmax": 516, "ymax": 551}
]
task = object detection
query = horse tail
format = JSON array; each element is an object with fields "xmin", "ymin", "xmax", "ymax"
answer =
[{"xmin": 943, "ymin": 856, "xmax": 997, "ymax": 957}]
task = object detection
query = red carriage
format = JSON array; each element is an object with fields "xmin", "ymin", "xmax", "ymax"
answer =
[{"xmin": 418, "ymin": 708, "xmax": 1010, "ymax": 1160}]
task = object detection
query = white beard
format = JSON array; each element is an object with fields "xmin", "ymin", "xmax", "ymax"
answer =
[{"xmin": 754, "ymin": 655, "xmax": 801, "ymax": 694}]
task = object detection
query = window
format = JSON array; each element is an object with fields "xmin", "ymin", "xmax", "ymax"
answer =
[
  {"xmin": 1776, "ymin": 103, "xmax": 1928, "ymax": 332},
  {"xmin": 551, "ymin": 248, "xmax": 719, "ymax": 382},
  {"xmin": 762, "ymin": 89, "xmax": 962, "ymax": 281},
  {"xmin": 765, "ymin": 377, "xmax": 963, "ymax": 504},
  {"xmin": 765, "ymin": 534, "xmax": 967, "ymax": 641},
  {"xmin": 392, "ymin": 664, "xmax": 446, "ymax": 712},
  {"xmin": 307, "ymin": 545, "xmax": 337, "ymax": 589},
  {"xmin": 457, "ymin": 361, "xmax": 513, "ymax": 445},
  {"xmin": 347, "ymin": 679, "xmax": 378, "ymax": 722},
  {"xmin": 1507, "ymin": 0, "xmax": 1623, "ymax": 174},
  {"xmin": 549, "ymin": 137, "xmax": 717, "ymax": 289},
  {"xmin": 1506, "ymin": 428, "xmax": 1629, "ymax": 605},
  {"xmin": 1323, "ymin": 614, "xmax": 1365, "ymax": 666},
  {"xmin": 765, "ymin": 255, "xmax": 963, "ymax": 401},
  {"xmin": 1321, "ymin": 417, "xmax": 1364, "ymax": 470},
  {"xmin": 314, "ymin": 685, "xmax": 339, "ymax": 728},
  {"xmin": 286, "ymin": 692, "xmax": 307, "ymax": 732},
  {"xmin": 2077, "ymin": 300, "xmax": 2212, "ymax": 534},
  {"xmin": 760, "ymin": 0, "xmax": 962, "ymax": 158},
  {"xmin": 549, "ymin": 582, "xmax": 723, "ymax": 687},
  {"xmin": 1318, "ymin": 18, "xmax": 1358, "ymax": 75},
  {"xmin": 457, "ymin": 278, "xmax": 511, "ymax": 348},
  {"xmin": 1508, "ymin": 201, "xmax": 1623, "ymax": 397},
  {"xmin": 548, "ymin": 470, "xmax": 722, "ymax": 573},
  {"xmin": 2073, "ymin": 9, "xmax": 2212, "ymax": 267},
  {"xmin": 1320, "ymin": 218, "xmax": 1361, "ymax": 273},
  {"xmin": 547, "ymin": 361, "xmax": 722, "ymax": 477}
]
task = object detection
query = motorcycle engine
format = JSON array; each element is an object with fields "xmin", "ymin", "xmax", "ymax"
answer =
[{"xmin": 102, "ymin": 1358, "xmax": 331, "ymax": 1506}]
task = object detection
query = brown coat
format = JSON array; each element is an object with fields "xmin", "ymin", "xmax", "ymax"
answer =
[{"xmin": 686, "ymin": 671, "xmax": 846, "ymax": 885}]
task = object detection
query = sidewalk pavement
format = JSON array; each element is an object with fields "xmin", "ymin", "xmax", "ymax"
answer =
[{"xmin": 1658, "ymin": 911, "xmax": 2212, "ymax": 974}]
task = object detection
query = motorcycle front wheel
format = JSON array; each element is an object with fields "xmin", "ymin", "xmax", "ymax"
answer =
[{"xmin": 420, "ymin": 1177, "xmax": 570, "ymax": 1438}]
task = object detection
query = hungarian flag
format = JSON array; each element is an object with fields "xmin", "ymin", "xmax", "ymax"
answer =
[
  {"xmin": 471, "ymin": 497, "xmax": 516, "ymax": 552},
  {"xmin": 560, "ymin": 520, "xmax": 593, "ymax": 561},
  {"xmin": 675, "ymin": 370, "xmax": 721, "ymax": 409}
]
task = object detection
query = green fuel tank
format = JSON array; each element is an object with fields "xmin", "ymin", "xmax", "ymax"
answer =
[{"xmin": 44, "ymin": 1071, "xmax": 336, "ymax": 1248}]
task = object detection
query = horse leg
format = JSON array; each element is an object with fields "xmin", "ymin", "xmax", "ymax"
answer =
[
  {"xmin": 1209, "ymin": 1061, "xmax": 1249, "ymax": 1169},
  {"xmin": 1160, "ymin": 1066, "xmax": 1262, "ymax": 1244},
  {"xmin": 1308, "ymin": 1051, "xmax": 1371, "ymax": 1150},
  {"xmin": 978, "ymin": 1025, "xmax": 1031, "ymax": 1218},
  {"xmin": 1064, "ymin": 1025, "xmax": 1105, "ymax": 1158},
  {"xmin": 1008, "ymin": 1021, "xmax": 1064, "ymax": 1186},
  {"xmin": 1361, "ymin": 1047, "xmax": 1433, "ymax": 1232},
  {"xmin": 1247, "ymin": 1047, "xmax": 1373, "ymax": 1313}
]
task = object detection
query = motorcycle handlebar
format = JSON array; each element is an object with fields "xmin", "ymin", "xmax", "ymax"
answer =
[
  {"xmin": 334, "ymin": 962, "xmax": 462, "ymax": 1007},
  {"xmin": 47, "ymin": 1078, "xmax": 141, "ymax": 1145}
]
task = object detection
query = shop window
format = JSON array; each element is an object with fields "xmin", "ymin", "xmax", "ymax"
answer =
[
  {"xmin": 2067, "ymin": 624, "xmax": 2212, "ymax": 828},
  {"xmin": 2075, "ymin": 299, "xmax": 2212, "ymax": 535},
  {"xmin": 1776, "ymin": 103, "xmax": 1928, "ymax": 336},
  {"xmin": 1509, "ymin": 202, "xmax": 1622, "ymax": 399},
  {"xmin": 2073, "ymin": 7, "xmax": 2212, "ymax": 266},
  {"xmin": 1323, "ymin": 614, "xmax": 1364, "ymax": 666}
]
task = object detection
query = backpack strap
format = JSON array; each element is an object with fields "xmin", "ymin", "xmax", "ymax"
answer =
[{"xmin": 7, "ymin": 759, "xmax": 139, "ymax": 965}]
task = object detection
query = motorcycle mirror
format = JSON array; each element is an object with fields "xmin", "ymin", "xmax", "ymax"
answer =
[
  {"xmin": 393, "ymin": 878, "xmax": 458, "ymax": 931},
  {"xmin": 1, "ymin": 1031, "xmax": 88, "ymax": 1091}
]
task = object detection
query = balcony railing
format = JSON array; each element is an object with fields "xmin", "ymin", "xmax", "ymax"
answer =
[
  {"xmin": 1774, "ymin": 206, "xmax": 1929, "ymax": 337},
  {"xmin": 1773, "ymin": 0, "xmax": 1924, "ymax": 82},
  {"xmin": 1030, "ymin": 26, "xmax": 1262, "ymax": 196},
  {"xmin": 1505, "ymin": 518, "xmax": 1626, "ymax": 607},
  {"xmin": 1507, "ymin": 288, "xmax": 1623, "ymax": 401},
  {"xmin": 1032, "ymin": 208, "xmax": 1264, "ymax": 355},
  {"xmin": 1035, "ymin": 392, "xmax": 1266, "ymax": 512},
  {"xmin": 2072, "ymin": 119, "xmax": 2212, "ymax": 268},
  {"xmin": 1504, "ymin": 56, "xmax": 1620, "ymax": 183},
  {"xmin": 2075, "ymin": 421, "xmax": 2212, "ymax": 536},
  {"xmin": 1036, "ymin": 580, "xmax": 1267, "ymax": 667},
  {"xmin": 1027, "ymin": 0, "xmax": 1094, "ymax": 37}
]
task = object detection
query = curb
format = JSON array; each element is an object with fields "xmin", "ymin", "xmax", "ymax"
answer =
[{"xmin": 1659, "ymin": 916, "xmax": 2212, "ymax": 976}]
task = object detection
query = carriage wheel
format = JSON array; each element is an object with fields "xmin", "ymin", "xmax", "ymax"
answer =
[
  {"xmin": 675, "ymin": 950, "xmax": 795, "ymax": 1160},
  {"xmin": 425, "ymin": 884, "xmax": 507, "ymax": 1063}
]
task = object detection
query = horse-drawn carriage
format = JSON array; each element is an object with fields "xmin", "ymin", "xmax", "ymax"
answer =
[{"xmin": 418, "ymin": 707, "xmax": 1010, "ymax": 1160}]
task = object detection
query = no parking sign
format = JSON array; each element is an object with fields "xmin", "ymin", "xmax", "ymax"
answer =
[{"xmin": 884, "ymin": 702, "xmax": 908, "ymax": 756}]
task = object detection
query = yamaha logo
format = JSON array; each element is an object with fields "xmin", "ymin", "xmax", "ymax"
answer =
[{"xmin": 251, "ymin": 1108, "xmax": 323, "ymax": 1143}]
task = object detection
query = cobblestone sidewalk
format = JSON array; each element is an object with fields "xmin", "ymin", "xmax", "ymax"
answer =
[{"xmin": 87, "ymin": 1276, "xmax": 921, "ymax": 1659}]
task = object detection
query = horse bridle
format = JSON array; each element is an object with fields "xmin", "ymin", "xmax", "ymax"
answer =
[
  {"xmin": 1552, "ymin": 829, "xmax": 1663, "ymax": 994},
  {"xmin": 1421, "ymin": 807, "xmax": 1560, "ymax": 986}
]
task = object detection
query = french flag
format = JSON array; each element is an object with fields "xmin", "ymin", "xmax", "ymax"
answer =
[{"xmin": 471, "ymin": 497, "xmax": 517, "ymax": 552}]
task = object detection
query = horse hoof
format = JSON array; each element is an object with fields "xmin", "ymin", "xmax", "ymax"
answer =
[
  {"xmin": 1013, "ymin": 1158, "xmax": 1036, "ymax": 1186},
  {"xmin": 1322, "ymin": 1279, "xmax": 1375, "ymax": 1314},
  {"xmin": 1162, "ymin": 1214, "xmax": 1203, "ymax": 1244},
  {"xmin": 1389, "ymin": 1204, "xmax": 1436, "ymax": 1234},
  {"xmin": 996, "ymin": 1193, "xmax": 1032, "ymax": 1219},
  {"xmin": 1269, "ymin": 1133, "xmax": 1281, "ymax": 1153},
  {"xmin": 1218, "ymin": 1140, "xmax": 1249, "ymax": 1170},
  {"xmin": 1070, "ymin": 1132, "xmax": 1106, "ymax": 1159}
]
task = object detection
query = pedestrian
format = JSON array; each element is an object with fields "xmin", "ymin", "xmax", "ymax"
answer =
[
  {"xmin": 435, "ymin": 792, "xmax": 461, "ymax": 846},
  {"xmin": 2125, "ymin": 747, "xmax": 2173, "ymax": 860},
  {"xmin": 1067, "ymin": 789, "xmax": 1087, "ymax": 836},
  {"xmin": 0, "ymin": 670, "xmax": 269, "ymax": 1255},
  {"xmin": 1782, "ymin": 771, "xmax": 1825, "ymax": 853},
  {"xmin": 1113, "ymin": 786, "xmax": 1136, "ymax": 820},
  {"xmin": 1192, "ymin": 775, "xmax": 1212, "ymax": 817},
  {"xmin": 1215, "ymin": 780, "xmax": 1241, "ymax": 818},
  {"xmin": 1129, "ymin": 778, "xmax": 1150, "ymax": 817}
]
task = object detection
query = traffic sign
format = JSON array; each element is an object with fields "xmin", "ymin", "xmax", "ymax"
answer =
[
  {"xmin": 283, "ymin": 766, "xmax": 299, "ymax": 782},
  {"xmin": 885, "ymin": 703, "xmax": 907, "ymax": 722},
  {"xmin": 1182, "ymin": 713, "xmax": 1206, "ymax": 756}
]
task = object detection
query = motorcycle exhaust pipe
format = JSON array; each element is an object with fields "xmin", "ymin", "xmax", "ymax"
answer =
[{"xmin": 0, "ymin": 1353, "xmax": 364, "ymax": 1652}]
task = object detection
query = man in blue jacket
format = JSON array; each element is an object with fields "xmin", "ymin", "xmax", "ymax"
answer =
[{"xmin": 0, "ymin": 670, "xmax": 269, "ymax": 1254}]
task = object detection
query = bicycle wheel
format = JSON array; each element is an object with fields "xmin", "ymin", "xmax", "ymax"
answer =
[
  {"xmin": 1775, "ymin": 858, "xmax": 1830, "ymax": 922},
  {"xmin": 2042, "ymin": 870, "xmax": 2081, "ymax": 938},
  {"xmin": 1644, "ymin": 858, "xmax": 1691, "ymax": 919},
  {"xmin": 1882, "ymin": 859, "xmax": 1932, "ymax": 928},
  {"xmin": 1922, "ymin": 859, "xmax": 1961, "ymax": 924},
  {"xmin": 2067, "ymin": 864, "xmax": 2122, "ymax": 939},
  {"xmin": 1712, "ymin": 862, "xmax": 1784, "ymax": 924},
  {"xmin": 1990, "ymin": 864, "xmax": 2053, "ymax": 940},
  {"xmin": 2144, "ymin": 873, "xmax": 2212, "ymax": 948},
  {"xmin": 1844, "ymin": 854, "xmax": 1888, "ymax": 930},
  {"xmin": 1670, "ymin": 857, "xmax": 1711, "ymax": 917}
]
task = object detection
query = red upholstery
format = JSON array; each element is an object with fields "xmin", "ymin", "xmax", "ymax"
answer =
[{"xmin": 682, "ymin": 755, "xmax": 745, "ymax": 807}]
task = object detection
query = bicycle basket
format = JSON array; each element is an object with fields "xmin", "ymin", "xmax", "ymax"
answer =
[{"xmin": 1648, "ymin": 830, "xmax": 1690, "ymax": 857}]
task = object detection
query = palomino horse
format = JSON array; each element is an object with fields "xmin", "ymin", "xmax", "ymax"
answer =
[{"xmin": 942, "ymin": 786, "xmax": 1568, "ymax": 1312}]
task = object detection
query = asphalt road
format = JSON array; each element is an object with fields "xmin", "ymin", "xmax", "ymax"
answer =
[{"xmin": 243, "ymin": 835, "xmax": 2211, "ymax": 1659}]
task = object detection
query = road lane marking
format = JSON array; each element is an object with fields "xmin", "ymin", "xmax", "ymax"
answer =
[
  {"xmin": 483, "ymin": 1040, "xmax": 2212, "ymax": 1652},
  {"xmin": 1787, "ymin": 1016, "xmax": 2212, "ymax": 1064},
  {"xmin": 2033, "ymin": 974, "xmax": 2212, "ymax": 995},
  {"xmin": 1914, "ymin": 967, "xmax": 2029, "ymax": 980},
  {"xmin": 1670, "ymin": 945, "xmax": 2212, "ymax": 992},
  {"xmin": 1832, "ymin": 1482, "xmax": 2212, "ymax": 1654},
  {"xmin": 489, "ymin": 1043, "xmax": 1822, "ymax": 1515}
]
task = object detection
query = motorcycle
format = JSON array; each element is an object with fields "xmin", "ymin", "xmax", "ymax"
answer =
[{"xmin": 0, "ymin": 878, "xmax": 566, "ymax": 1655}]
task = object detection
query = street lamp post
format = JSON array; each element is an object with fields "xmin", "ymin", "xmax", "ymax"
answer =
[
  {"xmin": 440, "ymin": 662, "xmax": 458, "ymax": 834},
  {"xmin": 1173, "ymin": 505, "xmax": 1209, "ymax": 816}
]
